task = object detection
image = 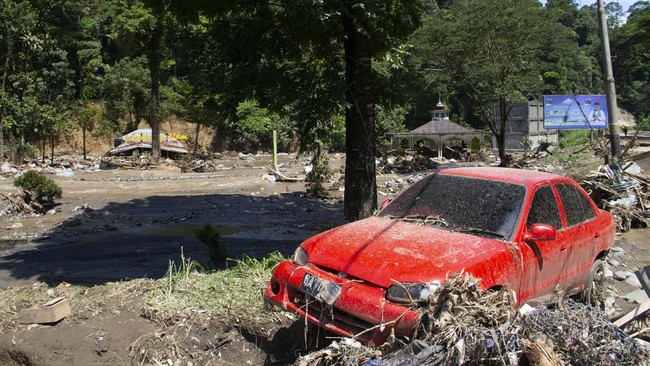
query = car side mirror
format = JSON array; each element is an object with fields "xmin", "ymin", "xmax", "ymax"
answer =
[
  {"xmin": 523, "ymin": 223, "xmax": 557, "ymax": 241},
  {"xmin": 379, "ymin": 199, "xmax": 392, "ymax": 211}
]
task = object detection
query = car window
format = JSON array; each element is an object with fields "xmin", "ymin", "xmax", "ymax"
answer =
[
  {"xmin": 378, "ymin": 173, "xmax": 526, "ymax": 240},
  {"xmin": 556, "ymin": 183, "xmax": 596, "ymax": 227},
  {"xmin": 527, "ymin": 185, "xmax": 562, "ymax": 230}
]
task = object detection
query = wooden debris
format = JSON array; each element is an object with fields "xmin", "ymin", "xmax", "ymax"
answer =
[
  {"xmin": 581, "ymin": 161, "xmax": 650, "ymax": 232},
  {"xmin": 522, "ymin": 335, "xmax": 566, "ymax": 366},
  {"xmin": 266, "ymin": 166, "xmax": 305, "ymax": 182},
  {"xmin": 20, "ymin": 297, "xmax": 72, "ymax": 324},
  {"xmin": 614, "ymin": 301, "xmax": 650, "ymax": 327}
]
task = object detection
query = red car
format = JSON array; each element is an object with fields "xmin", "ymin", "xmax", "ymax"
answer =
[{"xmin": 264, "ymin": 167, "xmax": 615, "ymax": 345}]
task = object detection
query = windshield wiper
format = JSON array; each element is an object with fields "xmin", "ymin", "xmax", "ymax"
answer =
[
  {"xmin": 453, "ymin": 227, "xmax": 505, "ymax": 239},
  {"xmin": 387, "ymin": 215, "xmax": 449, "ymax": 227}
]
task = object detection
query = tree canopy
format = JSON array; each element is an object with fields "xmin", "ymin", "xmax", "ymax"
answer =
[{"xmin": 1, "ymin": 0, "xmax": 648, "ymax": 220}]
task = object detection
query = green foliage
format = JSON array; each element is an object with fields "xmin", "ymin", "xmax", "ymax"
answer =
[
  {"xmin": 638, "ymin": 117, "xmax": 650, "ymax": 131},
  {"xmin": 611, "ymin": 3, "xmax": 650, "ymax": 121},
  {"xmin": 412, "ymin": 0, "xmax": 550, "ymax": 161},
  {"xmin": 101, "ymin": 57, "xmax": 150, "ymax": 134},
  {"xmin": 14, "ymin": 171, "xmax": 62, "ymax": 206},
  {"xmin": 324, "ymin": 114, "xmax": 346, "ymax": 152},
  {"xmin": 558, "ymin": 130, "xmax": 591, "ymax": 149},
  {"xmin": 376, "ymin": 104, "xmax": 408, "ymax": 145},
  {"xmin": 193, "ymin": 224, "xmax": 227, "ymax": 264},
  {"xmin": 232, "ymin": 99, "xmax": 291, "ymax": 152}
]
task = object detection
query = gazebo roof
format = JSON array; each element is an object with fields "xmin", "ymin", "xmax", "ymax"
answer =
[{"xmin": 408, "ymin": 119, "xmax": 475, "ymax": 135}]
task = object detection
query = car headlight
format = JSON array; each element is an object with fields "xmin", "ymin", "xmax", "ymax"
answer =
[
  {"xmin": 293, "ymin": 247, "xmax": 309, "ymax": 266},
  {"xmin": 386, "ymin": 281, "xmax": 440, "ymax": 304}
]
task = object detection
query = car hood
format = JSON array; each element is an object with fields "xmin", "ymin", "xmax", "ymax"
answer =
[{"xmin": 302, "ymin": 216, "xmax": 506, "ymax": 288}]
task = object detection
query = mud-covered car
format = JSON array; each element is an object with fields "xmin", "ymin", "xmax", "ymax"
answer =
[{"xmin": 264, "ymin": 167, "xmax": 615, "ymax": 345}]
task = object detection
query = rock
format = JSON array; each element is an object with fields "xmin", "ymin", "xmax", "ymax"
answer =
[
  {"xmin": 55, "ymin": 168, "xmax": 75, "ymax": 177},
  {"xmin": 625, "ymin": 275, "xmax": 642, "ymax": 288},
  {"xmin": 607, "ymin": 258, "xmax": 621, "ymax": 268},
  {"xmin": 10, "ymin": 222, "xmax": 24, "ymax": 229},
  {"xmin": 1, "ymin": 162, "xmax": 12, "ymax": 173},
  {"xmin": 603, "ymin": 266, "xmax": 614, "ymax": 279},
  {"xmin": 47, "ymin": 209, "xmax": 57, "ymax": 215},
  {"xmin": 610, "ymin": 246, "xmax": 625, "ymax": 253},
  {"xmin": 623, "ymin": 162, "xmax": 642, "ymax": 175},
  {"xmin": 614, "ymin": 271, "xmax": 632, "ymax": 280},
  {"xmin": 622, "ymin": 289, "xmax": 649, "ymax": 304}
]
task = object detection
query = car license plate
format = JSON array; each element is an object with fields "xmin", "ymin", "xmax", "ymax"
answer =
[{"xmin": 300, "ymin": 272, "xmax": 341, "ymax": 305}]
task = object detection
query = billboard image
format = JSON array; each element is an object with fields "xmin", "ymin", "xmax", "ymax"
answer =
[{"xmin": 543, "ymin": 95, "xmax": 608, "ymax": 129}]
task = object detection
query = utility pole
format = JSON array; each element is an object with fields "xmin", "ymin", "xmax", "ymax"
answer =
[{"xmin": 597, "ymin": 0, "xmax": 621, "ymax": 160}]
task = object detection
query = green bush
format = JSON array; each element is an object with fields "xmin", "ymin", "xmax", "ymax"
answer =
[
  {"xmin": 194, "ymin": 224, "xmax": 227, "ymax": 264},
  {"xmin": 14, "ymin": 171, "xmax": 62, "ymax": 206}
]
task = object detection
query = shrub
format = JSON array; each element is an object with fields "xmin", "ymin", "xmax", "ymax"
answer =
[
  {"xmin": 194, "ymin": 224, "xmax": 227, "ymax": 264},
  {"xmin": 14, "ymin": 171, "xmax": 62, "ymax": 207}
]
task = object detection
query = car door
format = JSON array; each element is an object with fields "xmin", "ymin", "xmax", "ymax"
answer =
[
  {"xmin": 554, "ymin": 182, "xmax": 599, "ymax": 293},
  {"xmin": 516, "ymin": 184, "xmax": 571, "ymax": 305}
]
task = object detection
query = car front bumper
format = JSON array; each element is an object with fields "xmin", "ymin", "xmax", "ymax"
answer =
[{"xmin": 264, "ymin": 260, "xmax": 421, "ymax": 346}]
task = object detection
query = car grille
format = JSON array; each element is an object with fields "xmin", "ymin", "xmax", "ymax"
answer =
[{"xmin": 288, "ymin": 284, "xmax": 375, "ymax": 337}]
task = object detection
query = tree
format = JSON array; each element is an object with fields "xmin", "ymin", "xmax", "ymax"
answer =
[
  {"xmin": 176, "ymin": 0, "xmax": 422, "ymax": 221},
  {"xmin": 0, "ymin": 0, "xmax": 38, "ymax": 161},
  {"xmin": 412, "ymin": 0, "xmax": 547, "ymax": 164},
  {"xmin": 102, "ymin": 56, "xmax": 150, "ymax": 134},
  {"xmin": 112, "ymin": 0, "xmax": 175, "ymax": 157},
  {"xmin": 611, "ymin": 2, "xmax": 650, "ymax": 120}
]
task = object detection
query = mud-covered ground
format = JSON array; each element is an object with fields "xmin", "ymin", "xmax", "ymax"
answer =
[
  {"xmin": 0, "ymin": 152, "xmax": 649, "ymax": 366},
  {"xmin": 0, "ymin": 154, "xmax": 348, "ymax": 287}
]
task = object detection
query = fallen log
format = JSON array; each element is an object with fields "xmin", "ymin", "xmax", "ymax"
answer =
[{"xmin": 265, "ymin": 166, "xmax": 305, "ymax": 182}]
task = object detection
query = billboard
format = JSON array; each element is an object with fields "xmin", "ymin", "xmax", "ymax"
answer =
[{"xmin": 543, "ymin": 95, "xmax": 608, "ymax": 129}]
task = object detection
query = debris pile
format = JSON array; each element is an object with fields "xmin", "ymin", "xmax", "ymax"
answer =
[
  {"xmin": 581, "ymin": 161, "xmax": 650, "ymax": 232},
  {"xmin": 379, "ymin": 154, "xmax": 439, "ymax": 174},
  {"xmin": 293, "ymin": 274, "xmax": 649, "ymax": 365},
  {"xmin": 0, "ymin": 192, "xmax": 38, "ymax": 217}
]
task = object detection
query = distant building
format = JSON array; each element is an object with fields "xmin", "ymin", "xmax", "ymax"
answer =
[
  {"xmin": 492, "ymin": 101, "xmax": 559, "ymax": 152},
  {"xmin": 385, "ymin": 108, "xmax": 490, "ymax": 159}
]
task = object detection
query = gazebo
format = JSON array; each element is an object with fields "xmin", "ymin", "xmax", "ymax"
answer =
[{"xmin": 385, "ymin": 109, "xmax": 490, "ymax": 159}]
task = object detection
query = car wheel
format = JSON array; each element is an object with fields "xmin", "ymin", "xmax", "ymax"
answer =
[{"xmin": 582, "ymin": 259, "xmax": 606, "ymax": 309}]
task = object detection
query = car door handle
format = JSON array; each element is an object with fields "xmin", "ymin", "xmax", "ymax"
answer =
[
  {"xmin": 594, "ymin": 232, "xmax": 601, "ymax": 238},
  {"xmin": 560, "ymin": 247, "xmax": 567, "ymax": 252}
]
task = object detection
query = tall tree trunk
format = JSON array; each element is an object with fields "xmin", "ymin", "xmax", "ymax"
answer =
[
  {"xmin": 342, "ymin": 11, "xmax": 377, "ymax": 222},
  {"xmin": 50, "ymin": 134, "xmax": 55, "ymax": 165},
  {"xmin": 497, "ymin": 97, "xmax": 508, "ymax": 166},
  {"xmin": 82, "ymin": 125, "xmax": 87, "ymax": 160},
  {"xmin": 1, "ymin": 40, "xmax": 12, "ymax": 162},
  {"xmin": 194, "ymin": 123, "xmax": 200, "ymax": 153},
  {"xmin": 147, "ymin": 8, "xmax": 163, "ymax": 158}
]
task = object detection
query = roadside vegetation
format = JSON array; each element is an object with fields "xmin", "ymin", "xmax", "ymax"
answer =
[{"xmin": 0, "ymin": 251, "xmax": 286, "ymax": 334}]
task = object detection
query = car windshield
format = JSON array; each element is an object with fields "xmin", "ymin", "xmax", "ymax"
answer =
[{"xmin": 378, "ymin": 173, "xmax": 526, "ymax": 240}]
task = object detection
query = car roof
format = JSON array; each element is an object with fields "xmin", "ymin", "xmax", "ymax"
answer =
[{"xmin": 439, "ymin": 167, "xmax": 566, "ymax": 186}]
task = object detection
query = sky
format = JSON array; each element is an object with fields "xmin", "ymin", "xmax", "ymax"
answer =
[{"xmin": 540, "ymin": 0, "xmax": 639, "ymax": 12}]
